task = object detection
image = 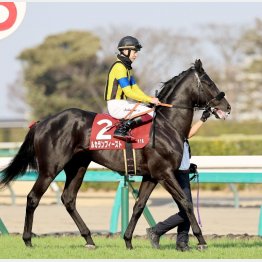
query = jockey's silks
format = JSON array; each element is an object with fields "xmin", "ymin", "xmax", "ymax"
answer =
[{"xmin": 104, "ymin": 59, "xmax": 152, "ymax": 103}]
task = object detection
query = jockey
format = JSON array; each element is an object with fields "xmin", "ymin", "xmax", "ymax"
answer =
[{"xmin": 104, "ymin": 36, "xmax": 160, "ymax": 141}]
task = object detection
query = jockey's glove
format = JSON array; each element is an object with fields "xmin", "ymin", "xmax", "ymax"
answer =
[{"xmin": 200, "ymin": 110, "xmax": 211, "ymax": 122}]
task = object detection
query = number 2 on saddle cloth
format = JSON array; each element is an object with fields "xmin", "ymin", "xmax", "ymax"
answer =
[{"xmin": 89, "ymin": 114, "xmax": 152, "ymax": 151}]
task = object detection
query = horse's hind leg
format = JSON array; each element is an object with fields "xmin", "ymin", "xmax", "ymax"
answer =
[
  {"xmin": 23, "ymin": 175, "xmax": 54, "ymax": 247},
  {"xmin": 159, "ymin": 178, "xmax": 207, "ymax": 249},
  {"xmin": 62, "ymin": 158, "xmax": 95, "ymax": 249},
  {"xmin": 124, "ymin": 177, "xmax": 158, "ymax": 249}
]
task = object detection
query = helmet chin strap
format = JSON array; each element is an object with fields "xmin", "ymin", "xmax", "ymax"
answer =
[{"xmin": 121, "ymin": 49, "xmax": 131, "ymax": 58}]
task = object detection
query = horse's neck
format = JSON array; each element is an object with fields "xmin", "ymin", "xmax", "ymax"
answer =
[
  {"xmin": 158, "ymin": 82, "xmax": 194, "ymax": 138},
  {"xmin": 159, "ymin": 106, "xmax": 193, "ymax": 138}
]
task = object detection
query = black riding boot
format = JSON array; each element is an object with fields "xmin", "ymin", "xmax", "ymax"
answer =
[{"xmin": 114, "ymin": 117, "xmax": 143, "ymax": 141}]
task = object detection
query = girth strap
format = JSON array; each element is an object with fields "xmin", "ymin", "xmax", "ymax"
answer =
[{"xmin": 123, "ymin": 142, "xmax": 137, "ymax": 176}]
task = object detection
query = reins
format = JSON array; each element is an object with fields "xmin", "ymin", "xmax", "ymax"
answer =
[{"xmin": 158, "ymin": 102, "xmax": 194, "ymax": 110}]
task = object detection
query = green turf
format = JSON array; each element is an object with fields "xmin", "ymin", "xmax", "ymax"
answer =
[{"xmin": 0, "ymin": 235, "xmax": 262, "ymax": 259}]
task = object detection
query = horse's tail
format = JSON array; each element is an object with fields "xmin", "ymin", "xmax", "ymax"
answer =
[{"xmin": 0, "ymin": 124, "xmax": 38, "ymax": 188}]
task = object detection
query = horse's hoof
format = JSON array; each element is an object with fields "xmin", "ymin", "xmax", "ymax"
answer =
[
  {"xmin": 24, "ymin": 241, "xmax": 33, "ymax": 247},
  {"xmin": 176, "ymin": 242, "xmax": 191, "ymax": 252},
  {"xmin": 197, "ymin": 244, "xmax": 208, "ymax": 251},
  {"xmin": 125, "ymin": 240, "xmax": 133, "ymax": 250},
  {"xmin": 85, "ymin": 244, "xmax": 96, "ymax": 250}
]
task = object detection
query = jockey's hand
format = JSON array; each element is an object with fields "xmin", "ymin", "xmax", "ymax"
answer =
[
  {"xmin": 151, "ymin": 97, "xmax": 160, "ymax": 105},
  {"xmin": 200, "ymin": 110, "xmax": 211, "ymax": 122}
]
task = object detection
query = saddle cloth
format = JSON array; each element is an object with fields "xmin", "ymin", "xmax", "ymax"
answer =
[{"xmin": 89, "ymin": 113, "xmax": 152, "ymax": 150}]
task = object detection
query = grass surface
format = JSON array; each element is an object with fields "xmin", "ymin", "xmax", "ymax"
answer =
[{"xmin": 0, "ymin": 235, "xmax": 262, "ymax": 259}]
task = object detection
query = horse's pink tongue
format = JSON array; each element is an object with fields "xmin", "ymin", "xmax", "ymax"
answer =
[{"xmin": 216, "ymin": 109, "xmax": 227, "ymax": 119}]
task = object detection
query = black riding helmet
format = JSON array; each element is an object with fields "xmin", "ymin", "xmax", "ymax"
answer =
[{"xmin": 118, "ymin": 36, "xmax": 142, "ymax": 51}]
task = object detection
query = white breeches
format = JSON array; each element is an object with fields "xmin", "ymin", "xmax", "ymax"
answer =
[{"xmin": 107, "ymin": 99, "xmax": 154, "ymax": 119}]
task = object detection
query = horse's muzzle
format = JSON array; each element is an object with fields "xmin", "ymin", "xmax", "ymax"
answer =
[{"xmin": 212, "ymin": 108, "xmax": 229, "ymax": 120}]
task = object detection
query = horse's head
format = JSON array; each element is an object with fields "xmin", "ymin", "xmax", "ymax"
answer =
[
  {"xmin": 192, "ymin": 59, "xmax": 231, "ymax": 119},
  {"xmin": 158, "ymin": 59, "xmax": 231, "ymax": 120}
]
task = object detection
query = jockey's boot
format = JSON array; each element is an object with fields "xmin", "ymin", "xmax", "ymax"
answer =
[{"xmin": 114, "ymin": 114, "xmax": 152, "ymax": 141}]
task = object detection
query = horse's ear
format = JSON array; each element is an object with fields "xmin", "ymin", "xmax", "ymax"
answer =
[{"xmin": 194, "ymin": 59, "xmax": 203, "ymax": 71}]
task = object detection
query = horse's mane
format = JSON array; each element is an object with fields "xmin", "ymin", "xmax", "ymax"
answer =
[
  {"xmin": 158, "ymin": 59, "xmax": 204, "ymax": 101},
  {"xmin": 158, "ymin": 67, "xmax": 192, "ymax": 100}
]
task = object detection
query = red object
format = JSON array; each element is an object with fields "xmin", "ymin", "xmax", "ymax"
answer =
[
  {"xmin": 89, "ymin": 114, "xmax": 152, "ymax": 150},
  {"xmin": 0, "ymin": 2, "xmax": 17, "ymax": 31},
  {"xmin": 28, "ymin": 121, "xmax": 36, "ymax": 129}
]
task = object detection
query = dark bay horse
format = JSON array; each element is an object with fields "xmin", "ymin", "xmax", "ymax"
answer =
[{"xmin": 0, "ymin": 59, "xmax": 231, "ymax": 250}]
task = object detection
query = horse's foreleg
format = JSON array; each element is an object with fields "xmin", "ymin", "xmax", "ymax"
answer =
[
  {"xmin": 159, "ymin": 178, "xmax": 207, "ymax": 249},
  {"xmin": 62, "ymin": 163, "xmax": 95, "ymax": 249},
  {"xmin": 124, "ymin": 177, "xmax": 157, "ymax": 249},
  {"xmin": 23, "ymin": 175, "xmax": 54, "ymax": 247}
]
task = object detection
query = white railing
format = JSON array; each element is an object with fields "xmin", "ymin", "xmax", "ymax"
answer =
[{"xmin": 0, "ymin": 142, "xmax": 22, "ymax": 149}]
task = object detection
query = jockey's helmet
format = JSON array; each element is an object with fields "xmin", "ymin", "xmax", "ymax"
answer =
[{"xmin": 118, "ymin": 36, "xmax": 142, "ymax": 51}]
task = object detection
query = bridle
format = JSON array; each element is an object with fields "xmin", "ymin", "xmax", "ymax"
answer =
[{"xmin": 193, "ymin": 69, "xmax": 225, "ymax": 112}]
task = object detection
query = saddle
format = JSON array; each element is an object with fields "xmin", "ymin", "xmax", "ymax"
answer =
[{"xmin": 89, "ymin": 113, "xmax": 152, "ymax": 150}]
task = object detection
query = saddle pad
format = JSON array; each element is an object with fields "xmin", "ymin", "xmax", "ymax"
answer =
[{"xmin": 89, "ymin": 114, "xmax": 152, "ymax": 150}]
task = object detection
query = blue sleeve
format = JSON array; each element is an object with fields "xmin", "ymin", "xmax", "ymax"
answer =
[{"xmin": 118, "ymin": 77, "xmax": 130, "ymax": 88}]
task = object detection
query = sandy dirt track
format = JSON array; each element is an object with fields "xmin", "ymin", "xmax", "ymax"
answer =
[{"xmin": 0, "ymin": 182, "xmax": 261, "ymax": 236}]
